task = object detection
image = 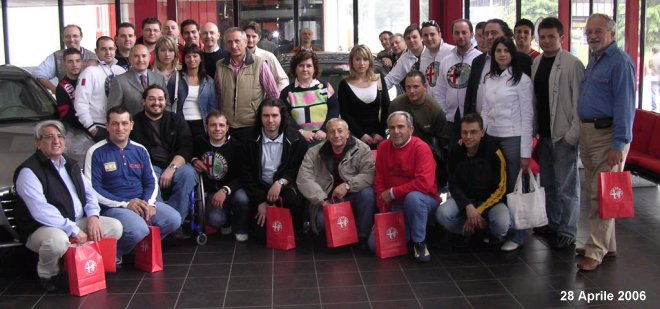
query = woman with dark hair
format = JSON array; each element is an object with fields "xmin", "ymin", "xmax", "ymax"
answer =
[
  {"xmin": 167, "ymin": 44, "xmax": 218, "ymax": 137},
  {"xmin": 338, "ymin": 44, "xmax": 390, "ymax": 149},
  {"xmin": 279, "ymin": 50, "xmax": 339, "ymax": 145},
  {"xmin": 481, "ymin": 36, "xmax": 534, "ymax": 252}
]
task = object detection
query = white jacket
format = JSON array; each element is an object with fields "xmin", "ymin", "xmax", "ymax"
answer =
[
  {"xmin": 481, "ymin": 68, "xmax": 534, "ymax": 158},
  {"xmin": 254, "ymin": 47, "xmax": 289, "ymax": 91},
  {"xmin": 436, "ymin": 46, "xmax": 481, "ymax": 120},
  {"xmin": 74, "ymin": 60, "xmax": 126, "ymax": 132},
  {"xmin": 419, "ymin": 42, "xmax": 454, "ymax": 102},
  {"xmin": 385, "ymin": 47, "xmax": 424, "ymax": 89}
]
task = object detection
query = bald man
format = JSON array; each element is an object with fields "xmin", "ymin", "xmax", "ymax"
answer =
[{"xmin": 201, "ymin": 22, "xmax": 228, "ymax": 78}]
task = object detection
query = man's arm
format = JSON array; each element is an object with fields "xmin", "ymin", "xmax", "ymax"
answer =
[
  {"xmin": 296, "ymin": 149, "xmax": 327, "ymax": 206},
  {"xmin": 463, "ymin": 55, "xmax": 483, "ymax": 115},
  {"xmin": 384, "ymin": 52, "xmax": 412, "ymax": 90},
  {"xmin": 611, "ymin": 56, "xmax": 637, "ymax": 151},
  {"xmin": 80, "ymin": 171, "xmax": 101, "ymax": 218},
  {"xmin": 239, "ymin": 143, "xmax": 267, "ymax": 204},
  {"xmin": 106, "ymin": 77, "xmax": 123, "ymax": 109},
  {"xmin": 475, "ymin": 149, "xmax": 507, "ymax": 214},
  {"xmin": 564, "ymin": 56, "xmax": 585, "ymax": 146},
  {"xmin": 320, "ymin": 83, "xmax": 339, "ymax": 132},
  {"xmin": 171, "ymin": 114, "xmax": 194, "ymax": 162},
  {"xmin": 433, "ymin": 107, "xmax": 450, "ymax": 149},
  {"xmin": 33, "ymin": 54, "xmax": 57, "ymax": 93},
  {"xmin": 266, "ymin": 53, "xmax": 290, "ymax": 91},
  {"xmin": 84, "ymin": 145, "xmax": 130, "ymax": 207},
  {"xmin": 73, "ymin": 68, "xmax": 99, "ymax": 132},
  {"xmin": 344, "ymin": 143, "xmax": 375, "ymax": 192},
  {"xmin": 138, "ymin": 146, "xmax": 159, "ymax": 206},
  {"xmin": 373, "ymin": 144, "xmax": 388, "ymax": 213},
  {"xmin": 390, "ymin": 142, "xmax": 437, "ymax": 198},
  {"xmin": 259, "ymin": 62, "xmax": 280, "ymax": 98}
]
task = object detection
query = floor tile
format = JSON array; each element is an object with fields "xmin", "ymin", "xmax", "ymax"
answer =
[
  {"xmin": 411, "ymin": 281, "xmax": 462, "ymax": 298},
  {"xmin": 80, "ymin": 293, "xmax": 132, "ymax": 308},
  {"xmin": 176, "ymin": 290, "xmax": 224, "ymax": 308},
  {"xmin": 223, "ymin": 289, "xmax": 272, "ymax": 307},
  {"xmin": 370, "ymin": 299, "xmax": 421, "ymax": 308},
  {"xmin": 420, "ymin": 297, "xmax": 471, "ymax": 308},
  {"xmin": 360, "ymin": 269, "xmax": 407, "ymax": 285},
  {"xmin": 467, "ymin": 294, "xmax": 523, "ymax": 309},
  {"xmin": 403, "ymin": 267, "xmax": 452, "ymax": 283},
  {"xmin": 365, "ymin": 283, "xmax": 415, "ymax": 301},
  {"xmin": 447, "ymin": 266, "xmax": 495, "ymax": 281},
  {"xmin": 187, "ymin": 264, "xmax": 231, "ymax": 278},
  {"xmin": 317, "ymin": 271, "xmax": 362, "ymax": 287},
  {"xmin": 513, "ymin": 291, "xmax": 572, "ymax": 308},
  {"xmin": 136, "ymin": 278, "xmax": 184, "ymax": 293},
  {"xmin": 273, "ymin": 287, "xmax": 320, "ymax": 305},
  {"xmin": 227, "ymin": 275, "xmax": 272, "ymax": 290},
  {"xmin": 0, "ymin": 295, "xmax": 41, "ymax": 308},
  {"xmin": 33, "ymin": 294, "xmax": 87, "ymax": 309},
  {"xmin": 319, "ymin": 286, "xmax": 368, "ymax": 303},
  {"xmin": 456, "ymin": 279, "xmax": 509, "ymax": 296},
  {"xmin": 127, "ymin": 292, "xmax": 178, "ymax": 308}
]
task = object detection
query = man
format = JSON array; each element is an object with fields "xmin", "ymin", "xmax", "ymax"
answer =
[
  {"xmin": 291, "ymin": 28, "xmax": 321, "ymax": 53},
  {"xmin": 138, "ymin": 17, "xmax": 162, "ymax": 67},
  {"xmin": 385, "ymin": 24, "xmax": 425, "ymax": 90},
  {"xmin": 576, "ymin": 14, "xmax": 635, "ymax": 271},
  {"xmin": 129, "ymin": 85, "xmax": 198, "ymax": 234},
  {"xmin": 436, "ymin": 113, "xmax": 509, "ymax": 249},
  {"xmin": 531, "ymin": 17, "xmax": 585, "ymax": 250},
  {"xmin": 240, "ymin": 98, "xmax": 307, "ymax": 240},
  {"xmin": 85, "ymin": 106, "xmax": 181, "ymax": 264},
  {"xmin": 463, "ymin": 19, "xmax": 532, "ymax": 116},
  {"xmin": 107, "ymin": 44, "xmax": 168, "ymax": 115},
  {"xmin": 243, "ymin": 21, "xmax": 290, "ymax": 91},
  {"xmin": 436, "ymin": 19, "xmax": 482, "ymax": 146},
  {"xmin": 474, "ymin": 22, "xmax": 488, "ymax": 53},
  {"xmin": 115, "ymin": 22, "xmax": 137, "ymax": 70},
  {"xmin": 215, "ymin": 27, "xmax": 279, "ymax": 142},
  {"xmin": 297, "ymin": 118, "xmax": 376, "ymax": 242},
  {"xmin": 389, "ymin": 33, "xmax": 407, "ymax": 67},
  {"xmin": 163, "ymin": 20, "xmax": 181, "ymax": 43},
  {"xmin": 33, "ymin": 25, "xmax": 97, "ymax": 93},
  {"xmin": 14, "ymin": 120, "xmax": 122, "ymax": 291},
  {"xmin": 372, "ymin": 111, "xmax": 440, "ymax": 262},
  {"xmin": 192, "ymin": 111, "xmax": 250, "ymax": 241},
  {"xmin": 181, "ymin": 19, "xmax": 201, "ymax": 47},
  {"xmin": 376, "ymin": 31, "xmax": 394, "ymax": 68},
  {"xmin": 419, "ymin": 20, "xmax": 455, "ymax": 102},
  {"xmin": 55, "ymin": 48, "xmax": 84, "ymax": 130},
  {"xmin": 515, "ymin": 19, "xmax": 541, "ymax": 59},
  {"xmin": 201, "ymin": 22, "xmax": 228, "ymax": 78},
  {"xmin": 74, "ymin": 36, "xmax": 127, "ymax": 142},
  {"xmin": 257, "ymin": 30, "xmax": 278, "ymax": 54}
]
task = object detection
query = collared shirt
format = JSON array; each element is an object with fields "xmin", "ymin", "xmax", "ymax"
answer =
[
  {"xmin": 261, "ymin": 130, "xmax": 284, "ymax": 184},
  {"xmin": 294, "ymin": 78, "xmax": 321, "ymax": 88},
  {"xmin": 578, "ymin": 42, "xmax": 636, "ymax": 150},
  {"xmin": 223, "ymin": 54, "xmax": 280, "ymax": 99},
  {"xmin": 133, "ymin": 69, "xmax": 149, "ymax": 86},
  {"xmin": 15, "ymin": 156, "xmax": 100, "ymax": 236},
  {"xmin": 475, "ymin": 54, "xmax": 492, "ymax": 115}
]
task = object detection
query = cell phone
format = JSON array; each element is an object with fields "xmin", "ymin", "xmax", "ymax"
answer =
[{"xmin": 594, "ymin": 118, "xmax": 613, "ymax": 129}]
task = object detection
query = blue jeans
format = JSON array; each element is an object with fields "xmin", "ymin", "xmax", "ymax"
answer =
[
  {"xmin": 538, "ymin": 137, "xmax": 580, "ymax": 238},
  {"xmin": 153, "ymin": 164, "xmax": 198, "ymax": 221},
  {"xmin": 101, "ymin": 202, "xmax": 181, "ymax": 257},
  {"xmin": 206, "ymin": 188, "xmax": 250, "ymax": 234},
  {"xmin": 367, "ymin": 191, "xmax": 440, "ymax": 251},
  {"xmin": 435, "ymin": 198, "xmax": 510, "ymax": 240},
  {"xmin": 315, "ymin": 187, "xmax": 376, "ymax": 238}
]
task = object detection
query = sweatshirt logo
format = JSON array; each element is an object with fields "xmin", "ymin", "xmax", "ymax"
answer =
[
  {"xmin": 104, "ymin": 162, "xmax": 117, "ymax": 172},
  {"xmin": 446, "ymin": 62, "xmax": 471, "ymax": 89}
]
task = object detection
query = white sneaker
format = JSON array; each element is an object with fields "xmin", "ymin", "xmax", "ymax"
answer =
[
  {"xmin": 235, "ymin": 233, "xmax": 248, "ymax": 242},
  {"xmin": 500, "ymin": 240, "xmax": 520, "ymax": 252},
  {"xmin": 220, "ymin": 226, "xmax": 233, "ymax": 235}
]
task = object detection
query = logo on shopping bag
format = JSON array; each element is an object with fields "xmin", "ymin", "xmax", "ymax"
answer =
[
  {"xmin": 336, "ymin": 216, "xmax": 349, "ymax": 229},
  {"xmin": 386, "ymin": 227, "xmax": 398, "ymax": 240},
  {"xmin": 84, "ymin": 260, "xmax": 97, "ymax": 274},
  {"xmin": 609, "ymin": 187, "xmax": 624, "ymax": 201},
  {"xmin": 141, "ymin": 241, "xmax": 150, "ymax": 252},
  {"xmin": 272, "ymin": 221, "xmax": 282, "ymax": 232}
]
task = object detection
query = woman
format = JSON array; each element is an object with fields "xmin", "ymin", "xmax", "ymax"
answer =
[
  {"xmin": 339, "ymin": 45, "xmax": 390, "ymax": 149},
  {"xmin": 167, "ymin": 44, "xmax": 218, "ymax": 137},
  {"xmin": 480, "ymin": 36, "xmax": 534, "ymax": 252},
  {"xmin": 279, "ymin": 50, "xmax": 339, "ymax": 144},
  {"xmin": 153, "ymin": 36, "xmax": 179, "ymax": 80}
]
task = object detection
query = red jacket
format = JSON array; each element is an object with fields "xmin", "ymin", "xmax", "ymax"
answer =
[{"xmin": 374, "ymin": 136, "xmax": 439, "ymax": 212}]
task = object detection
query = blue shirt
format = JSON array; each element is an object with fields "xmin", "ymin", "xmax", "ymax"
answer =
[
  {"xmin": 578, "ymin": 42, "xmax": 636, "ymax": 151},
  {"xmin": 261, "ymin": 130, "xmax": 283, "ymax": 184}
]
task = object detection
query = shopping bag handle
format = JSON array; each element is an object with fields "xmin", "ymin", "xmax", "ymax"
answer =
[
  {"xmin": 513, "ymin": 167, "xmax": 541, "ymax": 193},
  {"xmin": 269, "ymin": 197, "xmax": 284, "ymax": 208}
]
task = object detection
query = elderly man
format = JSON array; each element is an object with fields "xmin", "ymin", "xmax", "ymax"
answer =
[
  {"xmin": 576, "ymin": 14, "xmax": 635, "ymax": 271},
  {"xmin": 243, "ymin": 21, "xmax": 289, "ymax": 91},
  {"xmin": 14, "ymin": 120, "xmax": 122, "ymax": 291},
  {"xmin": 200, "ymin": 22, "xmax": 228, "ymax": 78},
  {"xmin": 291, "ymin": 28, "xmax": 321, "ymax": 52},
  {"xmin": 297, "ymin": 118, "xmax": 376, "ymax": 243},
  {"xmin": 115, "ymin": 22, "xmax": 137, "ymax": 70}
]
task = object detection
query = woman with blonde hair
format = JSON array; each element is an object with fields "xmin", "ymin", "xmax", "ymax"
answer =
[
  {"xmin": 152, "ymin": 36, "xmax": 180, "ymax": 80},
  {"xmin": 338, "ymin": 44, "xmax": 390, "ymax": 149}
]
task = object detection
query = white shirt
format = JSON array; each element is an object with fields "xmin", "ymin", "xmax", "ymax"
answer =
[
  {"xmin": 348, "ymin": 81, "xmax": 377, "ymax": 103},
  {"xmin": 475, "ymin": 54, "xmax": 492, "ymax": 115},
  {"xmin": 182, "ymin": 85, "xmax": 202, "ymax": 120},
  {"xmin": 74, "ymin": 60, "xmax": 127, "ymax": 131},
  {"xmin": 436, "ymin": 46, "xmax": 482, "ymax": 120},
  {"xmin": 261, "ymin": 130, "xmax": 284, "ymax": 184}
]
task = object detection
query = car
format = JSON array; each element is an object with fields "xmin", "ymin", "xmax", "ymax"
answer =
[{"xmin": 0, "ymin": 65, "xmax": 94, "ymax": 249}]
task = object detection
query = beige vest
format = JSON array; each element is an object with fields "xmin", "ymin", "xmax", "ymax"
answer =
[{"xmin": 216, "ymin": 53, "xmax": 267, "ymax": 128}]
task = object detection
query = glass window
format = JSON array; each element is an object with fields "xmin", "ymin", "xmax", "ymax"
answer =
[
  {"xmin": 63, "ymin": 0, "xmax": 115, "ymax": 51},
  {"xmin": 420, "ymin": 0, "xmax": 429, "ymax": 22},
  {"xmin": 358, "ymin": 0, "xmax": 410, "ymax": 56},
  {"xmin": 301, "ymin": 0, "xmax": 354, "ymax": 53},
  {"xmin": 0, "ymin": 8, "xmax": 4, "ymax": 64},
  {"xmin": 520, "ymin": 1, "xmax": 558, "ymax": 53},
  {"xmin": 570, "ymin": 0, "xmax": 590, "ymax": 64},
  {"xmin": 239, "ymin": 0, "xmax": 290, "ymax": 56},
  {"xmin": 179, "ymin": 0, "xmax": 234, "ymax": 35},
  {"xmin": 642, "ymin": 0, "xmax": 660, "ymax": 112},
  {"xmin": 469, "ymin": 0, "xmax": 515, "ymax": 31},
  {"xmin": 7, "ymin": 1, "xmax": 60, "ymax": 68}
]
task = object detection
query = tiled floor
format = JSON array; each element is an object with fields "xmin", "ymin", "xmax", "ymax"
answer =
[{"xmin": 0, "ymin": 185, "xmax": 658, "ymax": 308}]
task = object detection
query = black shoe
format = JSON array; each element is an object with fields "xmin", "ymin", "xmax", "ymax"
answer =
[
  {"xmin": 171, "ymin": 227, "xmax": 191, "ymax": 240},
  {"xmin": 533, "ymin": 225, "xmax": 556, "ymax": 237},
  {"xmin": 550, "ymin": 235, "xmax": 576, "ymax": 250},
  {"xmin": 413, "ymin": 242, "xmax": 431, "ymax": 263},
  {"xmin": 115, "ymin": 256, "xmax": 123, "ymax": 269},
  {"xmin": 39, "ymin": 277, "xmax": 58, "ymax": 292}
]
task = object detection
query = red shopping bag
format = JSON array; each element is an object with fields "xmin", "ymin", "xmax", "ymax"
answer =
[
  {"xmin": 134, "ymin": 226, "xmax": 164, "ymax": 272},
  {"xmin": 374, "ymin": 212, "xmax": 408, "ymax": 259},
  {"xmin": 599, "ymin": 170, "xmax": 634, "ymax": 219},
  {"xmin": 64, "ymin": 241, "xmax": 106, "ymax": 296},
  {"xmin": 98, "ymin": 238, "xmax": 117, "ymax": 273},
  {"xmin": 323, "ymin": 201, "xmax": 359, "ymax": 248},
  {"xmin": 266, "ymin": 204, "xmax": 296, "ymax": 250}
]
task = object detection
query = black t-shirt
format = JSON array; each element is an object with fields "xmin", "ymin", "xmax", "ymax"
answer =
[
  {"xmin": 202, "ymin": 49, "xmax": 229, "ymax": 79},
  {"xmin": 148, "ymin": 119, "xmax": 171, "ymax": 167},
  {"xmin": 534, "ymin": 56, "xmax": 555, "ymax": 138}
]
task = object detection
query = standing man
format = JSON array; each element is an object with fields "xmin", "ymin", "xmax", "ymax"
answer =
[
  {"xmin": 376, "ymin": 31, "xmax": 394, "ymax": 68},
  {"xmin": 514, "ymin": 19, "xmax": 541, "ymax": 59},
  {"xmin": 200, "ymin": 22, "xmax": 228, "ymax": 79},
  {"xmin": 85, "ymin": 106, "xmax": 181, "ymax": 264},
  {"xmin": 372, "ymin": 111, "xmax": 441, "ymax": 262},
  {"xmin": 244, "ymin": 21, "xmax": 290, "ymax": 91},
  {"xmin": 215, "ymin": 27, "xmax": 279, "ymax": 141},
  {"xmin": 115, "ymin": 22, "xmax": 137, "ymax": 70},
  {"xmin": 55, "ymin": 48, "xmax": 84, "ymax": 130},
  {"xmin": 14, "ymin": 120, "xmax": 122, "ymax": 292},
  {"xmin": 181, "ymin": 19, "xmax": 201, "ymax": 47},
  {"xmin": 291, "ymin": 28, "xmax": 321, "ymax": 53},
  {"xmin": 389, "ymin": 33, "xmax": 407, "ymax": 67},
  {"xmin": 139, "ymin": 17, "xmax": 162, "ymax": 67},
  {"xmin": 531, "ymin": 17, "xmax": 585, "ymax": 249},
  {"xmin": 107, "ymin": 44, "xmax": 168, "ymax": 115},
  {"xmin": 385, "ymin": 24, "xmax": 425, "ymax": 90},
  {"xmin": 163, "ymin": 20, "xmax": 181, "ymax": 44},
  {"xmin": 419, "ymin": 20, "xmax": 454, "ymax": 102},
  {"xmin": 576, "ymin": 14, "xmax": 635, "ymax": 271},
  {"xmin": 474, "ymin": 22, "xmax": 488, "ymax": 53},
  {"xmin": 74, "ymin": 36, "xmax": 127, "ymax": 142}
]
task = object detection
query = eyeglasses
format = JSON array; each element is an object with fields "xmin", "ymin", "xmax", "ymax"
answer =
[{"xmin": 421, "ymin": 20, "xmax": 438, "ymax": 28}]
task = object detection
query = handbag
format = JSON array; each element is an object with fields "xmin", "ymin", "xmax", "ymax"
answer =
[
  {"xmin": 64, "ymin": 241, "xmax": 106, "ymax": 296},
  {"xmin": 134, "ymin": 225, "xmax": 164, "ymax": 273},
  {"xmin": 599, "ymin": 166, "xmax": 634, "ymax": 219},
  {"xmin": 323, "ymin": 200, "xmax": 359, "ymax": 248},
  {"xmin": 507, "ymin": 168, "xmax": 548, "ymax": 229},
  {"xmin": 374, "ymin": 212, "xmax": 407, "ymax": 259},
  {"xmin": 98, "ymin": 237, "xmax": 117, "ymax": 273},
  {"xmin": 266, "ymin": 199, "xmax": 296, "ymax": 250}
]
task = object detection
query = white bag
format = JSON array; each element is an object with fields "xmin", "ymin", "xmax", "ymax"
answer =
[{"xmin": 507, "ymin": 168, "xmax": 547, "ymax": 229}]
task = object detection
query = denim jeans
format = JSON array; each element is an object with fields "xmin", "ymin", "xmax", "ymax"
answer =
[
  {"xmin": 206, "ymin": 188, "xmax": 250, "ymax": 234},
  {"xmin": 102, "ymin": 202, "xmax": 181, "ymax": 257},
  {"xmin": 153, "ymin": 164, "xmax": 199, "ymax": 221},
  {"xmin": 436, "ymin": 198, "xmax": 510, "ymax": 240},
  {"xmin": 537, "ymin": 137, "xmax": 580, "ymax": 238},
  {"xmin": 315, "ymin": 187, "xmax": 376, "ymax": 238}
]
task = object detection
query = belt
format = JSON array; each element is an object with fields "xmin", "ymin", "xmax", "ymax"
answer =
[{"xmin": 580, "ymin": 117, "xmax": 612, "ymax": 123}]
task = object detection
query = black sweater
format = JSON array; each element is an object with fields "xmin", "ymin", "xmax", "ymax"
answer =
[{"xmin": 338, "ymin": 74, "xmax": 390, "ymax": 138}]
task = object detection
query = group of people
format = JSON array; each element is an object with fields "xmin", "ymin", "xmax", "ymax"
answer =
[{"xmin": 15, "ymin": 12, "xmax": 635, "ymax": 292}]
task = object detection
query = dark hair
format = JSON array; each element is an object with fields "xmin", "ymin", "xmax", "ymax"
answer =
[
  {"xmin": 452, "ymin": 19, "xmax": 474, "ymax": 33},
  {"xmin": 421, "ymin": 20, "xmax": 441, "ymax": 33},
  {"xmin": 514, "ymin": 19, "xmax": 535, "ymax": 32},
  {"xmin": 404, "ymin": 70, "xmax": 427, "ymax": 86},
  {"xmin": 475, "ymin": 21, "xmax": 487, "ymax": 31},
  {"xmin": 403, "ymin": 24, "xmax": 421, "ymax": 37},
  {"xmin": 95, "ymin": 36, "xmax": 114, "ymax": 48},
  {"xmin": 181, "ymin": 44, "xmax": 207, "ymax": 81},
  {"xmin": 141, "ymin": 17, "xmax": 161, "ymax": 30},
  {"xmin": 255, "ymin": 97, "xmax": 289, "ymax": 132},
  {"xmin": 485, "ymin": 19, "xmax": 513, "ymax": 39},
  {"xmin": 141, "ymin": 84, "xmax": 169, "ymax": 102},
  {"xmin": 206, "ymin": 110, "xmax": 228, "ymax": 124},
  {"xmin": 242, "ymin": 21, "xmax": 261, "ymax": 35},
  {"xmin": 538, "ymin": 17, "xmax": 564, "ymax": 36},
  {"xmin": 460, "ymin": 113, "xmax": 483, "ymax": 130},
  {"xmin": 63, "ymin": 47, "xmax": 82, "ymax": 59},
  {"xmin": 180, "ymin": 19, "xmax": 199, "ymax": 31},
  {"xmin": 107, "ymin": 105, "xmax": 132, "ymax": 123},
  {"xmin": 117, "ymin": 22, "xmax": 135, "ymax": 33},
  {"xmin": 486, "ymin": 36, "xmax": 523, "ymax": 86},
  {"xmin": 379, "ymin": 31, "xmax": 393, "ymax": 38},
  {"xmin": 289, "ymin": 50, "xmax": 320, "ymax": 79}
]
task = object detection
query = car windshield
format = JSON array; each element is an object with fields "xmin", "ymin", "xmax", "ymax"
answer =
[{"xmin": 0, "ymin": 76, "xmax": 55, "ymax": 122}]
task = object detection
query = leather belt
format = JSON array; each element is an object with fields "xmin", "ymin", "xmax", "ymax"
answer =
[{"xmin": 580, "ymin": 117, "xmax": 612, "ymax": 123}]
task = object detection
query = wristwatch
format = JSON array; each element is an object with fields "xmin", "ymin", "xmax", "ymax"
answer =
[
  {"xmin": 168, "ymin": 163, "xmax": 178, "ymax": 171},
  {"xmin": 277, "ymin": 178, "xmax": 287, "ymax": 186},
  {"xmin": 344, "ymin": 183, "xmax": 350, "ymax": 191}
]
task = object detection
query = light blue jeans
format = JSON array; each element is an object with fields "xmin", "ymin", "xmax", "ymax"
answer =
[
  {"xmin": 435, "ymin": 198, "xmax": 510, "ymax": 240},
  {"xmin": 206, "ymin": 188, "xmax": 250, "ymax": 234},
  {"xmin": 537, "ymin": 137, "xmax": 580, "ymax": 238},
  {"xmin": 315, "ymin": 187, "xmax": 376, "ymax": 238},
  {"xmin": 153, "ymin": 164, "xmax": 199, "ymax": 221}
]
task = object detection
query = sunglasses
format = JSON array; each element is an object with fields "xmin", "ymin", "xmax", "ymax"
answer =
[{"xmin": 421, "ymin": 20, "xmax": 438, "ymax": 28}]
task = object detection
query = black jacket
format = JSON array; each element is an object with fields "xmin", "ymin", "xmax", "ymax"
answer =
[
  {"xmin": 130, "ymin": 111, "xmax": 193, "ymax": 169},
  {"xmin": 193, "ymin": 135, "xmax": 242, "ymax": 193}
]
